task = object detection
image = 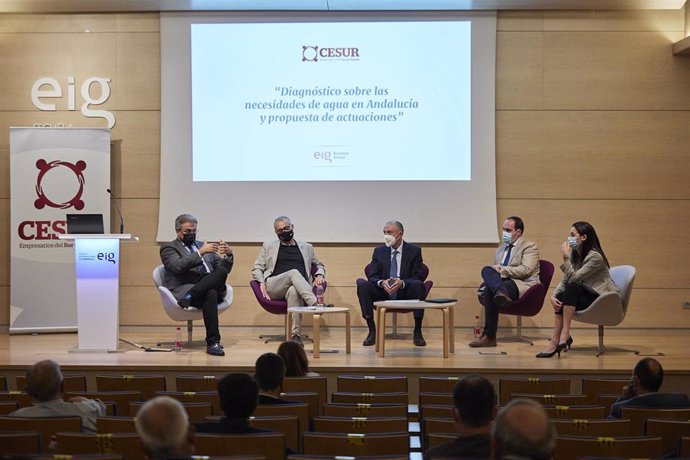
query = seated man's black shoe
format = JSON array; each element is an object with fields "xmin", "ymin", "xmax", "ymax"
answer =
[
  {"xmin": 493, "ymin": 291, "xmax": 513, "ymax": 308},
  {"xmin": 206, "ymin": 343, "xmax": 225, "ymax": 356},
  {"xmin": 177, "ymin": 293, "xmax": 194, "ymax": 309},
  {"xmin": 291, "ymin": 334, "xmax": 303, "ymax": 347},
  {"xmin": 363, "ymin": 331, "xmax": 376, "ymax": 346},
  {"xmin": 413, "ymin": 329, "xmax": 427, "ymax": 347}
]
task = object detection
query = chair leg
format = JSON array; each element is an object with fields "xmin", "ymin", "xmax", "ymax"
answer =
[
  {"xmin": 499, "ymin": 316, "xmax": 535, "ymax": 345},
  {"xmin": 596, "ymin": 325, "xmax": 605, "ymax": 357},
  {"xmin": 157, "ymin": 320, "xmax": 206, "ymax": 348},
  {"xmin": 571, "ymin": 324, "xmax": 639, "ymax": 357}
]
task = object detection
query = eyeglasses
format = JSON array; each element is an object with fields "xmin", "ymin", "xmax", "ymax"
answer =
[
  {"xmin": 180, "ymin": 229, "xmax": 197, "ymax": 235},
  {"xmin": 276, "ymin": 226, "xmax": 293, "ymax": 233}
]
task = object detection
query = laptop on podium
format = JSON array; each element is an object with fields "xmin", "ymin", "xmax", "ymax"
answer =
[{"xmin": 66, "ymin": 214, "xmax": 105, "ymax": 234}]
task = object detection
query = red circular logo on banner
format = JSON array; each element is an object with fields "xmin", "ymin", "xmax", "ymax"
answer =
[{"xmin": 34, "ymin": 159, "xmax": 87, "ymax": 210}]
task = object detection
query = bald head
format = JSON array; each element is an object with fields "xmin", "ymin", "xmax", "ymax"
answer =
[
  {"xmin": 135, "ymin": 396, "xmax": 192, "ymax": 459},
  {"xmin": 493, "ymin": 398, "xmax": 555, "ymax": 460},
  {"xmin": 26, "ymin": 359, "xmax": 63, "ymax": 402}
]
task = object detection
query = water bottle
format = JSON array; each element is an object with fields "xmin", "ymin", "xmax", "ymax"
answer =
[
  {"xmin": 175, "ymin": 327, "xmax": 182, "ymax": 352},
  {"xmin": 315, "ymin": 285, "xmax": 325, "ymax": 307},
  {"xmin": 473, "ymin": 315, "xmax": 481, "ymax": 339}
]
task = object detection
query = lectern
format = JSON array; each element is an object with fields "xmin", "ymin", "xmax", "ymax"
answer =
[{"xmin": 59, "ymin": 234, "xmax": 138, "ymax": 351}]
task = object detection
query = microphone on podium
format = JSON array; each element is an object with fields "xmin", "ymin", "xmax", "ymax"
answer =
[{"xmin": 106, "ymin": 188, "xmax": 125, "ymax": 234}]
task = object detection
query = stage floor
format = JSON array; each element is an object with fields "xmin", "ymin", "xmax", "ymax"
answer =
[{"xmin": 0, "ymin": 325, "xmax": 686, "ymax": 372}]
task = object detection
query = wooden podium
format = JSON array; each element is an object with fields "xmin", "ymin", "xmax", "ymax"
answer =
[{"xmin": 59, "ymin": 234, "xmax": 138, "ymax": 351}]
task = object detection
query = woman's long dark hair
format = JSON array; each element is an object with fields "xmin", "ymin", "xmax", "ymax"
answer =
[
  {"xmin": 277, "ymin": 340, "xmax": 310, "ymax": 377},
  {"xmin": 571, "ymin": 221, "xmax": 610, "ymax": 268}
]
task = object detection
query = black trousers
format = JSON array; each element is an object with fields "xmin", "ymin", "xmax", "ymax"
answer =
[
  {"xmin": 357, "ymin": 279, "xmax": 427, "ymax": 321},
  {"xmin": 187, "ymin": 264, "xmax": 229, "ymax": 345},
  {"xmin": 555, "ymin": 282, "xmax": 599, "ymax": 315},
  {"xmin": 480, "ymin": 266, "xmax": 519, "ymax": 338}
]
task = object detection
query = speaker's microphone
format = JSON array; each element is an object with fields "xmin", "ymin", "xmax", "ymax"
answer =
[{"xmin": 106, "ymin": 188, "xmax": 125, "ymax": 234}]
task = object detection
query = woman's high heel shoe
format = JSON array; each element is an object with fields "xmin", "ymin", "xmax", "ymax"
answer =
[
  {"xmin": 536, "ymin": 347, "xmax": 561, "ymax": 358},
  {"xmin": 564, "ymin": 336, "xmax": 573, "ymax": 351}
]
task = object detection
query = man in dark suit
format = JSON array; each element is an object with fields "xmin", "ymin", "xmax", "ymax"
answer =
[
  {"xmin": 609, "ymin": 357, "xmax": 690, "ymax": 418},
  {"xmin": 195, "ymin": 373, "xmax": 269, "ymax": 434},
  {"xmin": 160, "ymin": 214, "xmax": 234, "ymax": 356},
  {"xmin": 357, "ymin": 220, "xmax": 428, "ymax": 347},
  {"xmin": 423, "ymin": 375, "xmax": 495, "ymax": 460}
]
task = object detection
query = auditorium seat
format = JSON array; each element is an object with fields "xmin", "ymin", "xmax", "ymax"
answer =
[
  {"xmin": 426, "ymin": 432, "xmax": 456, "ymax": 449},
  {"xmin": 282, "ymin": 376, "xmax": 328, "ymax": 410},
  {"xmin": 331, "ymin": 392, "xmax": 408, "ymax": 405},
  {"xmin": 194, "ymin": 432, "xmax": 286, "ymax": 458},
  {"xmin": 544, "ymin": 405, "xmax": 607, "ymax": 419},
  {"xmin": 203, "ymin": 414, "xmax": 300, "ymax": 453},
  {"xmin": 0, "ymin": 431, "xmax": 41, "ymax": 455},
  {"xmin": 175, "ymin": 374, "xmax": 219, "ymax": 392},
  {"xmin": 510, "ymin": 393, "xmax": 589, "ymax": 406},
  {"xmin": 66, "ymin": 391, "xmax": 142, "ymax": 417},
  {"xmin": 54, "ymin": 432, "xmax": 144, "ymax": 460},
  {"xmin": 554, "ymin": 435, "xmax": 662, "ymax": 460},
  {"xmin": 253, "ymin": 403, "xmax": 310, "ymax": 436},
  {"xmin": 17, "ymin": 374, "xmax": 87, "ymax": 393},
  {"xmin": 130, "ymin": 400, "xmax": 214, "ymax": 422},
  {"xmin": 156, "ymin": 390, "xmax": 221, "ymax": 415},
  {"xmin": 0, "ymin": 400, "xmax": 19, "ymax": 414},
  {"xmin": 322, "ymin": 403, "xmax": 408, "ymax": 418},
  {"xmin": 96, "ymin": 374, "xmax": 166, "ymax": 400},
  {"xmin": 620, "ymin": 406, "xmax": 690, "ymax": 435},
  {"xmin": 302, "ymin": 432, "xmax": 409, "ymax": 457},
  {"xmin": 418, "ymin": 376, "xmax": 461, "ymax": 394},
  {"xmin": 551, "ymin": 418, "xmax": 632, "ymax": 437},
  {"xmin": 0, "ymin": 416, "xmax": 82, "ymax": 452},
  {"xmin": 313, "ymin": 416, "xmax": 408, "ymax": 434},
  {"xmin": 421, "ymin": 417, "xmax": 456, "ymax": 450},
  {"xmin": 581, "ymin": 377, "xmax": 628, "ymax": 403},
  {"xmin": 418, "ymin": 404, "xmax": 454, "ymax": 420},
  {"xmin": 498, "ymin": 377, "xmax": 570, "ymax": 405},
  {"xmin": 0, "ymin": 391, "xmax": 34, "ymax": 408},
  {"xmin": 418, "ymin": 392, "xmax": 454, "ymax": 408},
  {"xmin": 0, "ymin": 375, "xmax": 7, "ymax": 391},
  {"xmin": 281, "ymin": 391, "xmax": 321, "ymax": 418},
  {"xmin": 96, "ymin": 416, "xmax": 136, "ymax": 434},
  {"xmin": 645, "ymin": 418, "xmax": 690, "ymax": 456},
  {"xmin": 337, "ymin": 375, "xmax": 407, "ymax": 393}
]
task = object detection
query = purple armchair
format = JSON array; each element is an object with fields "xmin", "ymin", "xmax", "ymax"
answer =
[
  {"xmin": 250, "ymin": 264, "xmax": 325, "ymax": 343},
  {"xmin": 478, "ymin": 259, "xmax": 555, "ymax": 344},
  {"xmin": 356, "ymin": 262, "xmax": 433, "ymax": 338}
]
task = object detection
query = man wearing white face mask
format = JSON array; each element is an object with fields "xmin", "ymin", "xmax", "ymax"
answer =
[
  {"xmin": 469, "ymin": 216, "xmax": 540, "ymax": 348},
  {"xmin": 357, "ymin": 221, "xmax": 428, "ymax": 347}
]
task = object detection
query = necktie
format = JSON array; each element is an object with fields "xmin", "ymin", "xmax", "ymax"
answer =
[
  {"xmin": 389, "ymin": 250, "xmax": 399, "ymax": 299},
  {"xmin": 187, "ymin": 244, "xmax": 210, "ymax": 274},
  {"xmin": 502, "ymin": 244, "xmax": 514, "ymax": 266}
]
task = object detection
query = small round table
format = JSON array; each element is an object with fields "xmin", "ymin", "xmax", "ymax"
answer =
[
  {"xmin": 373, "ymin": 300, "xmax": 457, "ymax": 357},
  {"xmin": 287, "ymin": 306, "xmax": 351, "ymax": 358}
]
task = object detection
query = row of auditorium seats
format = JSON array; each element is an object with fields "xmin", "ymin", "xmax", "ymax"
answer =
[{"xmin": 2, "ymin": 373, "xmax": 690, "ymax": 459}]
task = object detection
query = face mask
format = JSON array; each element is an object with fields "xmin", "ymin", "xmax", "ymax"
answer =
[
  {"xmin": 502, "ymin": 231, "xmax": 513, "ymax": 244},
  {"xmin": 567, "ymin": 236, "xmax": 580, "ymax": 249},
  {"xmin": 182, "ymin": 233, "xmax": 196, "ymax": 246},
  {"xmin": 383, "ymin": 234, "xmax": 397, "ymax": 247},
  {"xmin": 278, "ymin": 229, "xmax": 294, "ymax": 242}
]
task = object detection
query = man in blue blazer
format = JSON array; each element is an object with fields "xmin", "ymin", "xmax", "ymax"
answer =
[
  {"xmin": 357, "ymin": 220, "xmax": 428, "ymax": 347},
  {"xmin": 609, "ymin": 357, "xmax": 690, "ymax": 418}
]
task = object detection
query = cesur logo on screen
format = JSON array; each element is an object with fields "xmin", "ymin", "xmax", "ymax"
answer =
[{"xmin": 302, "ymin": 45, "xmax": 360, "ymax": 62}]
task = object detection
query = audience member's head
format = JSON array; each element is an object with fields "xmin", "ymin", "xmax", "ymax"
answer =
[
  {"xmin": 25, "ymin": 359, "xmax": 63, "ymax": 402},
  {"xmin": 135, "ymin": 396, "xmax": 192, "ymax": 460},
  {"xmin": 633, "ymin": 357, "xmax": 664, "ymax": 393},
  {"xmin": 492, "ymin": 398, "xmax": 555, "ymax": 460},
  {"xmin": 254, "ymin": 352, "xmax": 286, "ymax": 393},
  {"xmin": 453, "ymin": 374, "xmax": 496, "ymax": 431},
  {"xmin": 217, "ymin": 373, "xmax": 259, "ymax": 418},
  {"xmin": 277, "ymin": 341, "xmax": 311, "ymax": 377}
]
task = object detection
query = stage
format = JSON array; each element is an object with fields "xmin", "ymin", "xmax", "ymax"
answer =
[{"xmin": 1, "ymin": 325, "xmax": 689, "ymax": 396}]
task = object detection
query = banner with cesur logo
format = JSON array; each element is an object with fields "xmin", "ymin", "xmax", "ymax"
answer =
[{"xmin": 10, "ymin": 127, "xmax": 110, "ymax": 333}]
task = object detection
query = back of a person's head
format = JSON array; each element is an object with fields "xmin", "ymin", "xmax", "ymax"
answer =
[
  {"xmin": 277, "ymin": 341, "xmax": 309, "ymax": 377},
  {"xmin": 135, "ymin": 396, "xmax": 190, "ymax": 459},
  {"xmin": 26, "ymin": 359, "xmax": 63, "ymax": 402},
  {"xmin": 634, "ymin": 357, "xmax": 664, "ymax": 392},
  {"xmin": 493, "ymin": 398, "xmax": 555, "ymax": 460},
  {"xmin": 453, "ymin": 374, "xmax": 496, "ymax": 428},
  {"xmin": 217, "ymin": 373, "xmax": 259, "ymax": 418},
  {"xmin": 254, "ymin": 352, "xmax": 286, "ymax": 392}
]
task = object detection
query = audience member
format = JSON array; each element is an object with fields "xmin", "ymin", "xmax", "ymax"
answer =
[
  {"xmin": 195, "ymin": 373, "xmax": 269, "ymax": 433},
  {"xmin": 492, "ymin": 398, "xmax": 556, "ymax": 460},
  {"xmin": 424, "ymin": 375, "xmax": 495, "ymax": 459},
  {"xmin": 10, "ymin": 359, "xmax": 105, "ymax": 432},
  {"xmin": 135, "ymin": 396, "xmax": 194, "ymax": 460},
  {"xmin": 537, "ymin": 221, "xmax": 618, "ymax": 358},
  {"xmin": 254, "ymin": 352, "xmax": 297, "ymax": 404},
  {"xmin": 277, "ymin": 340, "xmax": 319, "ymax": 377},
  {"xmin": 609, "ymin": 357, "xmax": 690, "ymax": 418},
  {"xmin": 252, "ymin": 215, "xmax": 326, "ymax": 346},
  {"xmin": 470, "ymin": 216, "xmax": 540, "ymax": 348}
]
